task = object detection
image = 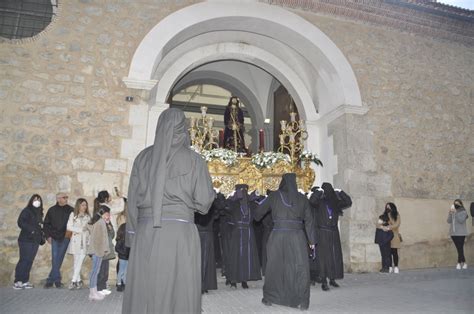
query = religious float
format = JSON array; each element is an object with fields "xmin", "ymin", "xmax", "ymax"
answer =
[{"xmin": 189, "ymin": 104, "xmax": 323, "ymax": 195}]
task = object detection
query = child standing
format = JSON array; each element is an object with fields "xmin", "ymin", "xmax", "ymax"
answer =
[{"xmin": 115, "ymin": 222, "xmax": 130, "ymax": 292}]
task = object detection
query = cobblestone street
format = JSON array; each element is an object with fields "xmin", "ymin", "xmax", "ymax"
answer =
[{"xmin": 1, "ymin": 267, "xmax": 472, "ymax": 313}]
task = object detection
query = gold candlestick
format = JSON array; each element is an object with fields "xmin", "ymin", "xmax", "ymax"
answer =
[
  {"xmin": 188, "ymin": 106, "xmax": 219, "ymax": 152},
  {"xmin": 278, "ymin": 110, "xmax": 308, "ymax": 170}
]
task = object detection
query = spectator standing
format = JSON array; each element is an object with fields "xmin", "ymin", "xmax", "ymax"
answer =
[
  {"xmin": 66, "ymin": 198, "xmax": 91, "ymax": 289},
  {"xmin": 43, "ymin": 192, "xmax": 73, "ymax": 288},
  {"xmin": 447, "ymin": 199, "xmax": 468, "ymax": 270},
  {"xmin": 13, "ymin": 194, "xmax": 45, "ymax": 290},
  {"xmin": 87, "ymin": 206, "xmax": 111, "ymax": 301}
]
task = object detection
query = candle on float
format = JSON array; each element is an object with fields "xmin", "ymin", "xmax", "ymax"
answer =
[
  {"xmin": 279, "ymin": 134, "xmax": 285, "ymax": 145},
  {"xmin": 259, "ymin": 129, "xmax": 264, "ymax": 152},
  {"xmin": 290, "ymin": 112, "xmax": 297, "ymax": 122},
  {"xmin": 219, "ymin": 129, "xmax": 224, "ymax": 148}
]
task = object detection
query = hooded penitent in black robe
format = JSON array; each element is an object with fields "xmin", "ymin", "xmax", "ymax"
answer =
[
  {"xmin": 123, "ymin": 108, "xmax": 215, "ymax": 314},
  {"xmin": 224, "ymin": 184, "xmax": 261, "ymax": 286},
  {"xmin": 195, "ymin": 193, "xmax": 225, "ymax": 292},
  {"xmin": 255, "ymin": 173, "xmax": 316, "ymax": 309},
  {"xmin": 309, "ymin": 183, "xmax": 352, "ymax": 287}
]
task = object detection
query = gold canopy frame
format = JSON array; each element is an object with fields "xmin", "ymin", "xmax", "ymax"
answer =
[{"xmin": 208, "ymin": 157, "xmax": 315, "ymax": 196}]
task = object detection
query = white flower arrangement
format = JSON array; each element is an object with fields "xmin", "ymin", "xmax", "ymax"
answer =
[
  {"xmin": 251, "ymin": 151, "xmax": 291, "ymax": 169},
  {"xmin": 299, "ymin": 150, "xmax": 323, "ymax": 166},
  {"xmin": 201, "ymin": 148, "xmax": 238, "ymax": 166}
]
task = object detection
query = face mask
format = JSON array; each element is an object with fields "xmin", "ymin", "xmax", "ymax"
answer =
[
  {"xmin": 32, "ymin": 200, "xmax": 41, "ymax": 208},
  {"xmin": 454, "ymin": 204, "xmax": 461, "ymax": 209}
]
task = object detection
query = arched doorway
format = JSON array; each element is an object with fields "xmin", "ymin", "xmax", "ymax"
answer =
[{"xmin": 122, "ymin": 1, "xmax": 364, "ymax": 184}]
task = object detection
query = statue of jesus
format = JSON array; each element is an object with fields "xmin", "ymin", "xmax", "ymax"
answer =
[{"xmin": 224, "ymin": 96, "xmax": 246, "ymax": 153}]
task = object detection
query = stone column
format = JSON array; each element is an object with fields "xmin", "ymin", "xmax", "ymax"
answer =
[{"xmin": 325, "ymin": 105, "xmax": 393, "ymax": 272}]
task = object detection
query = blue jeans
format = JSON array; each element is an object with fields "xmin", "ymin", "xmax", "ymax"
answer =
[
  {"xmin": 15, "ymin": 241, "xmax": 39, "ymax": 283},
  {"xmin": 89, "ymin": 255, "xmax": 103, "ymax": 289},
  {"xmin": 117, "ymin": 259, "xmax": 128, "ymax": 285},
  {"xmin": 46, "ymin": 238, "xmax": 70, "ymax": 284}
]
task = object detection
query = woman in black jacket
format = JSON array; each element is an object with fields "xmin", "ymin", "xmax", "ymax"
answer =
[{"xmin": 13, "ymin": 194, "xmax": 45, "ymax": 290}]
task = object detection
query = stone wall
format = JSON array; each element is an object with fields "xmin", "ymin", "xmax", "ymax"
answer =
[
  {"xmin": 0, "ymin": 0, "xmax": 198, "ymax": 286},
  {"xmin": 0, "ymin": 0, "xmax": 472, "ymax": 286},
  {"xmin": 302, "ymin": 12, "xmax": 473, "ymax": 271}
]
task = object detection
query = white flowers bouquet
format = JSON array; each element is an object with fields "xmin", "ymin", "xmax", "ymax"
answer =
[
  {"xmin": 299, "ymin": 150, "xmax": 323, "ymax": 166},
  {"xmin": 201, "ymin": 148, "xmax": 238, "ymax": 166},
  {"xmin": 251, "ymin": 151, "xmax": 291, "ymax": 169}
]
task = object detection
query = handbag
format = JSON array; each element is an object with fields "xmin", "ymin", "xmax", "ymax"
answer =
[
  {"xmin": 65, "ymin": 230, "xmax": 73, "ymax": 239},
  {"xmin": 375, "ymin": 228, "xmax": 394, "ymax": 244}
]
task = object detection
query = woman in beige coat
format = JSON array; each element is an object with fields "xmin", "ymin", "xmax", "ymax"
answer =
[
  {"xmin": 385, "ymin": 202, "xmax": 401, "ymax": 273},
  {"xmin": 87, "ymin": 206, "xmax": 110, "ymax": 301}
]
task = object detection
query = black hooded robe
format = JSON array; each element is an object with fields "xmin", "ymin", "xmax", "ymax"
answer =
[
  {"xmin": 309, "ymin": 184, "xmax": 352, "ymax": 282},
  {"xmin": 194, "ymin": 193, "xmax": 225, "ymax": 292},
  {"xmin": 224, "ymin": 187, "xmax": 261, "ymax": 284},
  {"xmin": 255, "ymin": 174, "xmax": 316, "ymax": 309}
]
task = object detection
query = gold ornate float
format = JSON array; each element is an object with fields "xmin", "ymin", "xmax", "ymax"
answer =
[{"xmin": 208, "ymin": 157, "xmax": 315, "ymax": 195}]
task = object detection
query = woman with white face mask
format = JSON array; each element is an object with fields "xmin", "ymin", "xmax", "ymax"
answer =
[
  {"xmin": 13, "ymin": 194, "xmax": 45, "ymax": 290},
  {"xmin": 447, "ymin": 199, "xmax": 469, "ymax": 270}
]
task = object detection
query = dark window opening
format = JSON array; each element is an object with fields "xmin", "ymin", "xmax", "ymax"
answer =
[{"xmin": 0, "ymin": 0, "xmax": 57, "ymax": 40}]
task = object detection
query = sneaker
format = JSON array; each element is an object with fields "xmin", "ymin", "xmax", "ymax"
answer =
[
  {"xmin": 462, "ymin": 263, "xmax": 468, "ymax": 269},
  {"xmin": 68, "ymin": 282, "xmax": 76, "ymax": 290},
  {"xmin": 394, "ymin": 267, "xmax": 399, "ymax": 274},
  {"xmin": 55, "ymin": 282, "xmax": 64, "ymax": 288},
  {"xmin": 99, "ymin": 289, "xmax": 112, "ymax": 295},
  {"xmin": 116, "ymin": 284, "xmax": 124, "ymax": 292},
  {"xmin": 43, "ymin": 282, "xmax": 53, "ymax": 289},
  {"xmin": 389, "ymin": 267, "xmax": 393, "ymax": 273},
  {"xmin": 76, "ymin": 280, "xmax": 83, "ymax": 289},
  {"xmin": 13, "ymin": 281, "xmax": 24, "ymax": 290},
  {"xmin": 379, "ymin": 268, "xmax": 389, "ymax": 273},
  {"xmin": 456, "ymin": 263, "xmax": 461, "ymax": 270},
  {"xmin": 22, "ymin": 282, "xmax": 34, "ymax": 289}
]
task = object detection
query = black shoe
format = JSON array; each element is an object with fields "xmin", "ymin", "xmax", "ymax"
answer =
[
  {"xmin": 379, "ymin": 268, "xmax": 389, "ymax": 273},
  {"xmin": 262, "ymin": 298, "xmax": 272, "ymax": 306},
  {"xmin": 321, "ymin": 283, "xmax": 330, "ymax": 291},
  {"xmin": 54, "ymin": 282, "xmax": 64, "ymax": 288},
  {"xmin": 329, "ymin": 280, "xmax": 339, "ymax": 288},
  {"xmin": 44, "ymin": 282, "xmax": 53, "ymax": 289},
  {"xmin": 230, "ymin": 282, "xmax": 237, "ymax": 288},
  {"xmin": 225, "ymin": 279, "xmax": 231, "ymax": 286},
  {"xmin": 241, "ymin": 282, "xmax": 248, "ymax": 289},
  {"xmin": 117, "ymin": 285, "xmax": 124, "ymax": 292}
]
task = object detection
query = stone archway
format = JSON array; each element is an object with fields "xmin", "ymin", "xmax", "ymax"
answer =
[{"xmin": 122, "ymin": 0, "xmax": 365, "ymax": 184}]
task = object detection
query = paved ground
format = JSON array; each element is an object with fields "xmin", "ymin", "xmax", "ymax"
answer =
[{"xmin": 1, "ymin": 267, "xmax": 472, "ymax": 313}]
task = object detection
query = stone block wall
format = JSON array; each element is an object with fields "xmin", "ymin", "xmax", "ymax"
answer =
[
  {"xmin": 0, "ymin": 1, "xmax": 472, "ymax": 286},
  {"xmin": 304, "ymin": 13, "xmax": 473, "ymax": 271},
  {"xmin": 0, "ymin": 0, "xmax": 197, "ymax": 286}
]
